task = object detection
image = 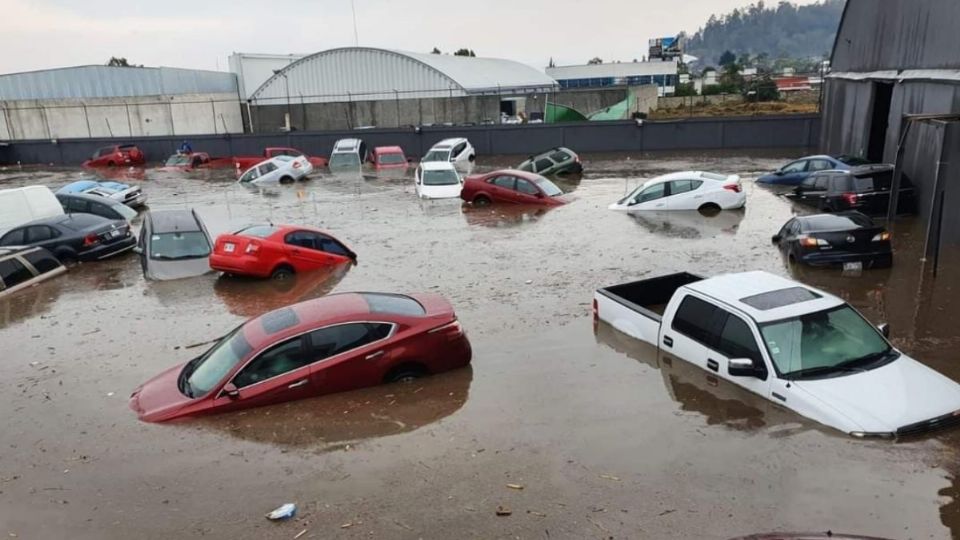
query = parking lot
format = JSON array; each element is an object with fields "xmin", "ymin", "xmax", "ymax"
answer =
[{"xmin": 1, "ymin": 152, "xmax": 959, "ymax": 539}]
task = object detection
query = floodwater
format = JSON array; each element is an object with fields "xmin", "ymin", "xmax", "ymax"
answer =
[{"xmin": 1, "ymin": 152, "xmax": 959, "ymax": 539}]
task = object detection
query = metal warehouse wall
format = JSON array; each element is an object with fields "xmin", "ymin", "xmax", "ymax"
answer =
[{"xmin": 0, "ymin": 115, "xmax": 819, "ymax": 166}]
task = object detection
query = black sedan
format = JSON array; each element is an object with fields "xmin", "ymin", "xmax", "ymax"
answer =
[
  {"xmin": 0, "ymin": 214, "xmax": 136, "ymax": 264},
  {"xmin": 772, "ymin": 212, "xmax": 892, "ymax": 268}
]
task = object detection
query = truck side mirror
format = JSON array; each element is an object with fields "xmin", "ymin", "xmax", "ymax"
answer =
[
  {"xmin": 877, "ymin": 323, "xmax": 890, "ymax": 338},
  {"xmin": 728, "ymin": 358, "xmax": 766, "ymax": 379}
]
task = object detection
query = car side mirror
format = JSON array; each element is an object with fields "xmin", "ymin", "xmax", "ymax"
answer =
[
  {"xmin": 221, "ymin": 383, "xmax": 240, "ymax": 399},
  {"xmin": 536, "ymin": 192, "xmax": 545, "ymax": 198},
  {"xmin": 878, "ymin": 323, "xmax": 890, "ymax": 338},
  {"xmin": 728, "ymin": 358, "xmax": 764, "ymax": 379},
  {"xmin": 775, "ymin": 170, "xmax": 785, "ymax": 176},
  {"xmin": 771, "ymin": 234, "xmax": 781, "ymax": 244}
]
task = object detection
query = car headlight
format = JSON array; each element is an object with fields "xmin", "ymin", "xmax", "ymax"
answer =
[{"xmin": 849, "ymin": 431, "xmax": 895, "ymax": 439}]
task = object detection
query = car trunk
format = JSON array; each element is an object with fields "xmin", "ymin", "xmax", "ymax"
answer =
[
  {"xmin": 81, "ymin": 221, "xmax": 131, "ymax": 250},
  {"xmin": 214, "ymin": 235, "xmax": 256, "ymax": 257},
  {"xmin": 810, "ymin": 226, "xmax": 886, "ymax": 254}
]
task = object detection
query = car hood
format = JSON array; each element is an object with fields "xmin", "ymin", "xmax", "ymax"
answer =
[
  {"xmin": 129, "ymin": 361, "xmax": 194, "ymax": 422},
  {"xmin": 418, "ymin": 183, "xmax": 463, "ymax": 199},
  {"xmin": 144, "ymin": 256, "xmax": 213, "ymax": 281},
  {"xmin": 793, "ymin": 355, "xmax": 960, "ymax": 433}
]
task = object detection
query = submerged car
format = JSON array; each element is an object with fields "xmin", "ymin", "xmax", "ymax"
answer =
[
  {"xmin": 58, "ymin": 180, "xmax": 147, "ymax": 208},
  {"xmin": 415, "ymin": 161, "xmax": 463, "ymax": 199},
  {"xmin": 609, "ymin": 171, "xmax": 744, "ymax": 212},
  {"xmin": 137, "ymin": 209, "xmax": 213, "ymax": 281},
  {"xmin": 460, "ymin": 169, "xmax": 568, "ymax": 206},
  {"xmin": 787, "ymin": 164, "xmax": 916, "ymax": 215},
  {"xmin": 210, "ymin": 224, "xmax": 356, "ymax": 280},
  {"xmin": 160, "ymin": 152, "xmax": 234, "ymax": 171},
  {"xmin": 757, "ymin": 154, "xmax": 872, "ymax": 185},
  {"xmin": 329, "ymin": 138, "xmax": 368, "ymax": 169},
  {"xmin": 422, "ymin": 138, "xmax": 475, "ymax": 170},
  {"xmin": 82, "ymin": 144, "xmax": 146, "ymax": 168},
  {"xmin": 371, "ymin": 146, "xmax": 409, "ymax": 170},
  {"xmin": 0, "ymin": 213, "xmax": 135, "ymax": 264},
  {"xmin": 56, "ymin": 192, "xmax": 138, "ymax": 223},
  {"xmin": 129, "ymin": 292, "xmax": 473, "ymax": 422},
  {"xmin": 773, "ymin": 212, "xmax": 892, "ymax": 269},
  {"xmin": 0, "ymin": 246, "xmax": 66, "ymax": 299},
  {"xmin": 517, "ymin": 147, "xmax": 582, "ymax": 176},
  {"xmin": 238, "ymin": 155, "xmax": 312, "ymax": 185}
]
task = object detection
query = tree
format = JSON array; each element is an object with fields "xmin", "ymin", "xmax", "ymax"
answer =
[
  {"xmin": 752, "ymin": 73, "xmax": 780, "ymax": 101},
  {"xmin": 718, "ymin": 50, "xmax": 736, "ymax": 66},
  {"xmin": 587, "ymin": 57, "xmax": 603, "ymax": 65},
  {"xmin": 548, "ymin": 57, "xmax": 556, "ymax": 68},
  {"xmin": 453, "ymin": 48, "xmax": 476, "ymax": 57},
  {"xmin": 430, "ymin": 47, "xmax": 441, "ymax": 54},
  {"xmin": 107, "ymin": 57, "xmax": 132, "ymax": 67},
  {"xmin": 673, "ymin": 82, "xmax": 697, "ymax": 97}
]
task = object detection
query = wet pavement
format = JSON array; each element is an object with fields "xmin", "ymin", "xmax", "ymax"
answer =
[{"xmin": 1, "ymin": 152, "xmax": 959, "ymax": 539}]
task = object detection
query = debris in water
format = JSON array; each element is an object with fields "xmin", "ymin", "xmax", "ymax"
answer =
[
  {"xmin": 599, "ymin": 474, "xmax": 620, "ymax": 481},
  {"xmin": 496, "ymin": 505, "xmax": 512, "ymax": 516},
  {"xmin": 265, "ymin": 503, "xmax": 297, "ymax": 521},
  {"xmin": 293, "ymin": 529, "xmax": 308, "ymax": 539},
  {"xmin": 506, "ymin": 483, "xmax": 524, "ymax": 490}
]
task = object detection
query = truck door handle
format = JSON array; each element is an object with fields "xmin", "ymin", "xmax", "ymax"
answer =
[
  {"xmin": 707, "ymin": 359, "xmax": 719, "ymax": 372},
  {"xmin": 662, "ymin": 336, "xmax": 673, "ymax": 347},
  {"xmin": 288, "ymin": 379, "xmax": 308, "ymax": 389},
  {"xmin": 365, "ymin": 351, "xmax": 384, "ymax": 360}
]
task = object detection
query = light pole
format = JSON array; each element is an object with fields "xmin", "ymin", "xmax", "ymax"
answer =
[{"xmin": 273, "ymin": 70, "xmax": 291, "ymax": 130}]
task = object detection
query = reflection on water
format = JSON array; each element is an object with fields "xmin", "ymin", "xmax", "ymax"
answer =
[
  {"xmin": 461, "ymin": 204, "xmax": 552, "ymax": 228},
  {"xmin": 594, "ymin": 322, "xmax": 818, "ymax": 437},
  {"xmin": 213, "ymin": 263, "xmax": 352, "ymax": 318},
  {"xmin": 195, "ymin": 366, "xmax": 472, "ymax": 450},
  {"xmin": 940, "ymin": 464, "xmax": 960, "ymax": 539},
  {"xmin": 624, "ymin": 209, "xmax": 745, "ymax": 239}
]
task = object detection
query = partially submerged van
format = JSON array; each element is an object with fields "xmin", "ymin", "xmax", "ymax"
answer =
[{"xmin": 0, "ymin": 186, "xmax": 64, "ymax": 235}]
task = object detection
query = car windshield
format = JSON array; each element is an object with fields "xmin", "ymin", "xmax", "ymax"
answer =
[
  {"xmin": 165, "ymin": 155, "xmax": 190, "ymax": 166},
  {"xmin": 422, "ymin": 169, "xmax": 460, "ymax": 186},
  {"xmin": 760, "ymin": 305, "xmax": 895, "ymax": 380},
  {"xmin": 149, "ymin": 231, "xmax": 211, "ymax": 260},
  {"xmin": 423, "ymin": 149, "xmax": 451, "ymax": 162},
  {"xmin": 378, "ymin": 153, "xmax": 405, "ymax": 164},
  {"xmin": 181, "ymin": 325, "xmax": 253, "ymax": 398},
  {"xmin": 330, "ymin": 153, "xmax": 360, "ymax": 167},
  {"xmin": 532, "ymin": 176, "xmax": 563, "ymax": 197}
]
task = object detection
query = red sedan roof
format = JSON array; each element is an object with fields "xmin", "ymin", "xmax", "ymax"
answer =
[{"xmin": 481, "ymin": 168, "xmax": 543, "ymax": 182}]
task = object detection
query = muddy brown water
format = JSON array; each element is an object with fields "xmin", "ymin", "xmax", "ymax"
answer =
[{"xmin": 1, "ymin": 152, "xmax": 959, "ymax": 539}]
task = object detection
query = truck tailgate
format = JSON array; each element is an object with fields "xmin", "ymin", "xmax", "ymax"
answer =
[
  {"xmin": 595, "ymin": 292, "xmax": 663, "ymax": 345},
  {"xmin": 594, "ymin": 272, "xmax": 703, "ymax": 346}
]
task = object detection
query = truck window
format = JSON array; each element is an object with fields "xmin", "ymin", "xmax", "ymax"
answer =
[
  {"xmin": 671, "ymin": 296, "xmax": 721, "ymax": 347},
  {"xmin": 717, "ymin": 313, "xmax": 763, "ymax": 363}
]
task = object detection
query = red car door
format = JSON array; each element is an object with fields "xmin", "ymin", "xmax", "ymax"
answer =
[
  {"xmin": 211, "ymin": 335, "xmax": 316, "ymax": 413},
  {"xmin": 283, "ymin": 231, "xmax": 340, "ymax": 272},
  {"xmin": 306, "ymin": 322, "xmax": 397, "ymax": 395},
  {"xmin": 490, "ymin": 175, "xmax": 519, "ymax": 203}
]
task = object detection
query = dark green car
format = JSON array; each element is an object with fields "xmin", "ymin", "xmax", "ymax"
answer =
[{"xmin": 517, "ymin": 147, "xmax": 583, "ymax": 176}]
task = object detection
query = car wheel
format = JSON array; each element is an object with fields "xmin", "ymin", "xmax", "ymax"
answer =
[
  {"xmin": 385, "ymin": 364, "xmax": 427, "ymax": 383},
  {"xmin": 279, "ymin": 176, "xmax": 294, "ymax": 184},
  {"xmin": 58, "ymin": 252, "xmax": 79, "ymax": 267},
  {"xmin": 698, "ymin": 203, "xmax": 721, "ymax": 216},
  {"xmin": 473, "ymin": 195, "xmax": 492, "ymax": 207},
  {"xmin": 271, "ymin": 266, "xmax": 294, "ymax": 280}
]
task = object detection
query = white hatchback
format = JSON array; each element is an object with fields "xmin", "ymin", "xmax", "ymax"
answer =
[
  {"xmin": 415, "ymin": 162, "xmax": 463, "ymax": 199},
  {"xmin": 421, "ymin": 138, "xmax": 475, "ymax": 171},
  {"xmin": 609, "ymin": 171, "xmax": 745, "ymax": 212},
  {"xmin": 238, "ymin": 155, "xmax": 312, "ymax": 185}
]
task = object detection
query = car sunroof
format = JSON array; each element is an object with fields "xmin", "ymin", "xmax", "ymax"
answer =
[
  {"xmin": 740, "ymin": 287, "xmax": 822, "ymax": 310},
  {"xmin": 261, "ymin": 308, "xmax": 300, "ymax": 334}
]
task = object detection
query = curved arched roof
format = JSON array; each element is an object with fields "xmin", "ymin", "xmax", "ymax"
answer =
[{"xmin": 250, "ymin": 47, "xmax": 557, "ymax": 104}]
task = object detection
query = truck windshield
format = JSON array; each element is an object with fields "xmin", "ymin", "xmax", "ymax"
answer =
[
  {"xmin": 760, "ymin": 305, "xmax": 896, "ymax": 380},
  {"xmin": 330, "ymin": 153, "xmax": 360, "ymax": 167}
]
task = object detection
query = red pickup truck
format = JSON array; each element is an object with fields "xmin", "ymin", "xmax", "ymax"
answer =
[
  {"xmin": 82, "ymin": 145, "xmax": 146, "ymax": 168},
  {"xmin": 233, "ymin": 147, "xmax": 328, "ymax": 171},
  {"xmin": 160, "ymin": 152, "xmax": 235, "ymax": 171}
]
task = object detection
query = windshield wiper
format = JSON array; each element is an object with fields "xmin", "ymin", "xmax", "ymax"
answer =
[{"xmin": 785, "ymin": 364, "xmax": 868, "ymax": 380}]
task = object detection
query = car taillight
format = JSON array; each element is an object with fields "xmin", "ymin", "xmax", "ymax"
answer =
[
  {"xmin": 843, "ymin": 192, "xmax": 859, "ymax": 206},
  {"xmin": 245, "ymin": 242, "xmax": 260, "ymax": 254},
  {"xmin": 799, "ymin": 236, "xmax": 828, "ymax": 248},
  {"xmin": 83, "ymin": 233, "xmax": 100, "ymax": 247},
  {"xmin": 428, "ymin": 320, "xmax": 464, "ymax": 339},
  {"xmin": 872, "ymin": 231, "xmax": 891, "ymax": 242},
  {"xmin": 723, "ymin": 184, "xmax": 742, "ymax": 193},
  {"xmin": 293, "ymin": 161, "xmax": 301, "ymax": 169}
]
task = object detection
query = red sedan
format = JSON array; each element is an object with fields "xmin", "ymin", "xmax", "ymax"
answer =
[
  {"xmin": 129, "ymin": 292, "xmax": 472, "ymax": 422},
  {"xmin": 460, "ymin": 169, "xmax": 569, "ymax": 206},
  {"xmin": 209, "ymin": 225, "xmax": 356, "ymax": 279},
  {"xmin": 82, "ymin": 144, "xmax": 146, "ymax": 168}
]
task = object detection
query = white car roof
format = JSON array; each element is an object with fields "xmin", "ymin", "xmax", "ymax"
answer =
[
  {"xmin": 420, "ymin": 161, "xmax": 457, "ymax": 171},
  {"xmin": 643, "ymin": 171, "xmax": 734, "ymax": 186},
  {"xmin": 431, "ymin": 137, "xmax": 467, "ymax": 149},
  {"xmin": 334, "ymin": 138, "xmax": 362, "ymax": 151},
  {"xmin": 686, "ymin": 271, "xmax": 845, "ymax": 324}
]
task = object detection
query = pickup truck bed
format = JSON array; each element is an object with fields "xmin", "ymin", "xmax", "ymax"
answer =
[{"xmin": 595, "ymin": 272, "xmax": 702, "ymax": 343}]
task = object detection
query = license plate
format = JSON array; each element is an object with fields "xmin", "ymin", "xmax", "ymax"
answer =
[
  {"xmin": 843, "ymin": 261, "xmax": 863, "ymax": 272},
  {"xmin": 109, "ymin": 230, "xmax": 121, "ymax": 238},
  {"xmin": 224, "ymin": 243, "xmax": 235, "ymax": 253}
]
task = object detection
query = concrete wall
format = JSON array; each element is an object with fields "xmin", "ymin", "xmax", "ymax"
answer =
[
  {"xmin": 0, "ymin": 114, "xmax": 820, "ymax": 166},
  {"xmin": 0, "ymin": 93, "xmax": 244, "ymax": 141},
  {"xmin": 545, "ymin": 85, "xmax": 658, "ymax": 117},
  {"xmin": 658, "ymin": 94, "xmax": 744, "ymax": 109}
]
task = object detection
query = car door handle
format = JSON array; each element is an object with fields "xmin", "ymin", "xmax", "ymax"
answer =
[
  {"xmin": 291, "ymin": 248, "xmax": 301, "ymax": 254},
  {"xmin": 707, "ymin": 359, "xmax": 719, "ymax": 372},
  {"xmin": 693, "ymin": 195, "xmax": 703, "ymax": 199},
  {"xmin": 772, "ymin": 392, "xmax": 787, "ymax": 402},
  {"xmin": 662, "ymin": 336, "xmax": 674, "ymax": 347},
  {"xmin": 365, "ymin": 351, "xmax": 384, "ymax": 360},
  {"xmin": 288, "ymin": 379, "xmax": 308, "ymax": 389}
]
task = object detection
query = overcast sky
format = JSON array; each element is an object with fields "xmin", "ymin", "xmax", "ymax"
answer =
[{"xmin": 2, "ymin": 0, "xmax": 823, "ymax": 74}]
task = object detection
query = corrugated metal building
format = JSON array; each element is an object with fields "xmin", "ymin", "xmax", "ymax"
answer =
[
  {"xmin": 0, "ymin": 66, "xmax": 244, "ymax": 140},
  {"xmin": 228, "ymin": 53, "xmax": 306, "ymax": 101},
  {"xmin": 821, "ymin": 0, "xmax": 960, "ymax": 252}
]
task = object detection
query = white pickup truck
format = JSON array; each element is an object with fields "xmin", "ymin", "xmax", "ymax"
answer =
[{"xmin": 594, "ymin": 270, "xmax": 960, "ymax": 438}]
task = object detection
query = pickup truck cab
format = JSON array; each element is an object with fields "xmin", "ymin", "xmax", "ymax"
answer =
[
  {"xmin": 160, "ymin": 152, "xmax": 234, "ymax": 171},
  {"xmin": 594, "ymin": 271, "xmax": 960, "ymax": 438}
]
